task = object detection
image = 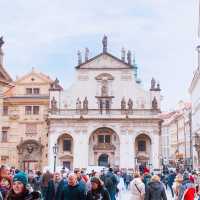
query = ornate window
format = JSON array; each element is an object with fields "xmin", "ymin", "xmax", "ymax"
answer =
[
  {"xmin": 25, "ymin": 106, "xmax": 32, "ymax": 115},
  {"xmin": 33, "ymin": 106, "xmax": 39, "ymax": 115},
  {"xmin": 26, "ymin": 88, "xmax": 32, "ymax": 95},
  {"xmin": 138, "ymin": 140, "xmax": 146, "ymax": 151},
  {"xmin": 98, "ymin": 135, "xmax": 111, "ymax": 144},
  {"xmin": 26, "ymin": 88, "xmax": 40, "ymax": 95},
  {"xmin": 33, "ymin": 88, "xmax": 40, "ymax": 94},
  {"xmin": 63, "ymin": 139, "xmax": 71, "ymax": 151}
]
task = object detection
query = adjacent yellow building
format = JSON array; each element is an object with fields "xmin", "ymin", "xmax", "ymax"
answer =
[{"xmin": 0, "ymin": 46, "xmax": 55, "ymax": 172}]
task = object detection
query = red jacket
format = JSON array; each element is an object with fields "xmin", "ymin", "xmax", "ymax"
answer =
[{"xmin": 184, "ymin": 188, "xmax": 195, "ymax": 200}]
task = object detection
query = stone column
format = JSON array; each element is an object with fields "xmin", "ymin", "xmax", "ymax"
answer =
[
  {"xmin": 127, "ymin": 133, "xmax": 135, "ymax": 169},
  {"xmin": 73, "ymin": 131, "xmax": 89, "ymax": 169},
  {"xmin": 152, "ymin": 134, "xmax": 160, "ymax": 169},
  {"xmin": 48, "ymin": 132, "xmax": 57, "ymax": 172},
  {"xmin": 120, "ymin": 133, "xmax": 131, "ymax": 168}
]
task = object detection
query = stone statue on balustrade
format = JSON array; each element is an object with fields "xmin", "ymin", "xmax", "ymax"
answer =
[
  {"xmin": 101, "ymin": 82, "xmax": 108, "ymax": 96},
  {"xmin": 121, "ymin": 97, "xmax": 126, "ymax": 114},
  {"xmin": 152, "ymin": 97, "xmax": 158, "ymax": 110},
  {"xmin": 83, "ymin": 97, "xmax": 88, "ymax": 113},
  {"xmin": 127, "ymin": 98, "xmax": 133, "ymax": 113},
  {"xmin": 76, "ymin": 98, "xmax": 81, "ymax": 113},
  {"xmin": 0, "ymin": 36, "xmax": 4, "ymax": 48},
  {"xmin": 51, "ymin": 97, "xmax": 57, "ymax": 113}
]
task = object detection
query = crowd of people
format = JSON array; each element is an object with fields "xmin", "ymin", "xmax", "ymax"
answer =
[{"xmin": 0, "ymin": 164, "xmax": 200, "ymax": 200}]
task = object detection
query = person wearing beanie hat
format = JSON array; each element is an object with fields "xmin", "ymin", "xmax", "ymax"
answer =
[
  {"xmin": 13, "ymin": 172, "xmax": 28, "ymax": 186},
  {"xmin": 7, "ymin": 171, "xmax": 41, "ymax": 200},
  {"xmin": 86, "ymin": 177, "xmax": 110, "ymax": 200}
]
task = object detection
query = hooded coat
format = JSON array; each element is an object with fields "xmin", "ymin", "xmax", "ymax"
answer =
[
  {"xmin": 144, "ymin": 181, "xmax": 167, "ymax": 200},
  {"xmin": 130, "ymin": 178, "xmax": 145, "ymax": 200}
]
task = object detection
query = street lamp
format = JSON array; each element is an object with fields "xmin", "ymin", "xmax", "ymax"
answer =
[{"xmin": 53, "ymin": 143, "xmax": 58, "ymax": 172}]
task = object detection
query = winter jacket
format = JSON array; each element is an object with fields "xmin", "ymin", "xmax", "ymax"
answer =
[
  {"xmin": 144, "ymin": 181, "xmax": 167, "ymax": 200},
  {"xmin": 41, "ymin": 172, "xmax": 52, "ymax": 188},
  {"xmin": 86, "ymin": 186, "xmax": 110, "ymax": 200},
  {"xmin": 130, "ymin": 178, "xmax": 145, "ymax": 200},
  {"xmin": 178, "ymin": 180, "xmax": 195, "ymax": 200},
  {"xmin": 6, "ymin": 189, "xmax": 41, "ymax": 200},
  {"xmin": 167, "ymin": 172, "xmax": 176, "ymax": 186},
  {"xmin": 45, "ymin": 180, "xmax": 63, "ymax": 200},
  {"xmin": 61, "ymin": 183, "xmax": 86, "ymax": 200},
  {"xmin": 183, "ymin": 187, "xmax": 195, "ymax": 200}
]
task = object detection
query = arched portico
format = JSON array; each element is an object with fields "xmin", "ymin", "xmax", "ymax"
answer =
[
  {"xmin": 135, "ymin": 134, "xmax": 152, "ymax": 168},
  {"xmin": 57, "ymin": 133, "xmax": 73, "ymax": 170},
  {"xmin": 89, "ymin": 127, "xmax": 120, "ymax": 168}
]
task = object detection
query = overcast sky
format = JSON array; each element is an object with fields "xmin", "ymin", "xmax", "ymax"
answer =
[{"xmin": 0, "ymin": 0, "xmax": 198, "ymax": 111}]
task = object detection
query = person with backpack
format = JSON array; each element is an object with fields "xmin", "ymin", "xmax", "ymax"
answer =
[
  {"xmin": 104, "ymin": 168, "xmax": 119, "ymax": 200},
  {"xmin": 130, "ymin": 172, "xmax": 145, "ymax": 200}
]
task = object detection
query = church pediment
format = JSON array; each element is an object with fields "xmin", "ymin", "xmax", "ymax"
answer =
[
  {"xmin": 15, "ymin": 68, "xmax": 53, "ymax": 85},
  {"xmin": 76, "ymin": 53, "xmax": 134, "ymax": 69}
]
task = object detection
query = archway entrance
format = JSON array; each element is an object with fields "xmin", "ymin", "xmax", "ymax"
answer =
[
  {"xmin": 89, "ymin": 127, "xmax": 120, "ymax": 168},
  {"xmin": 98, "ymin": 154, "xmax": 109, "ymax": 167},
  {"xmin": 135, "ymin": 134, "xmax": 152, "ymax": 167},
  {"xmin": 17, "ymin": 140, "xmax": 43, "ymax": 173},
  {"xmin": 57, "ymin": 134, "xmax": 73, "ymax": 170}
]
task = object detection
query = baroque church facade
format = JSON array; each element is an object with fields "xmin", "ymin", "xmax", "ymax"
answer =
[
  {"xmin": 0, "ymin": 36, "xmax": 162, "ymax": 172},
  {"xmin": 48, "ymin": 36, "xmax": 162, "ymax": 171}
]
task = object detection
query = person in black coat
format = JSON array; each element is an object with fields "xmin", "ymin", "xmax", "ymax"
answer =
[
  {"xmin": 45, "ymin": 172, "xmax": 62, "ymax": 200},
  {"xmin": 144, "ymin": 175, "xmax": 167, "ymax": 200},
  {"xmin": 86, "ymin": 177, "xmax": 110, "ymax": 200}
]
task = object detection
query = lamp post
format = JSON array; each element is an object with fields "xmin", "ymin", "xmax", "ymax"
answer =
[{"xmin": 53, "ymin": 143, "xmax": 58, "ymax": 172}]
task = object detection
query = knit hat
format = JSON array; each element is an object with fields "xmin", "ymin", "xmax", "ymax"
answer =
[{"xmin": 13, "ymin": 172, "xmax": 28, "ymax": 186}]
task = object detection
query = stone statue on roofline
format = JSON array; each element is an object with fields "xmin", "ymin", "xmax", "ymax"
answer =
[
  {"xmin": 76, "ymin": 97, "xmax": 81, "ymax": 111},
  {"xmin": 150, "ymin": 78, "xmax": 156, "ymax": 90},
  {"xmin": 121, "ymin": 97, "xmax": 126, "ymax": 110},
  {"xmin": 152, "ymin": 97, "xmax": 158, "ymax": 109},
  {"xmin": 77, "ymin": 50, "xmax": 82, "ymax": 65},
  {"xmin": 127, "ymin": 50, "xmax": 132, "ymax": 65},
  {"xmin": 0, "ymin": 36, "xmax": 4, "ymax": 48},
  {"xmin": 51, "ymin": 97, "xmax": 57, "ymax": 113},
  {"xmin": 102, "ymin": 35, "xmax": 108, "ymax": 53},
  {"xmin": 83, "ymin": 97, "xmax": 88, "ymax": 111},
  {"xmin": 85, "ymin": 47, "xmax": 89, "ymax": 62},
  {"xmin": 128, "ymin": 98, "xmax": 133, "ymax": 112}
]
